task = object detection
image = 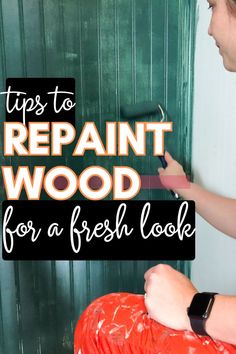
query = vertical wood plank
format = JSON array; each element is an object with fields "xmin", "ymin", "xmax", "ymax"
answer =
[
  {"xmin": 17, "ymin": 261, "xmax": 41, "ymax": 354},
  {"xmin": 21, "ymin": 0, "xmax": 44, "ymax": 76},
  {"xmin": 0, "ymin": 261, "xmax": 20, "ymax": 354},
  {"xmin": 54, "ymin": 261, "xmax": 73, "ymax": 353},
  {"xmin": 1, "ymin": 0, "xmax": 24, "ymax": 76}
]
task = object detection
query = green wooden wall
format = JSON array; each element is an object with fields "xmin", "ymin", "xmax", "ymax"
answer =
[{"xmin": 0, "ymin": 0, "xmax": 196, "ymax": 353}]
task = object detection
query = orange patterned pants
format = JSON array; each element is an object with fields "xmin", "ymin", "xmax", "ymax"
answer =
[{"xmin": 74, "ymin": 293, "xmax": 236, "ymax": 354}]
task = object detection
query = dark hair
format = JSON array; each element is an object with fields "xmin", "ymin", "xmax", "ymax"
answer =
[
  {"xmin": 227, "ymin": 0, "xmax": 236, "ymax": 12},
  {"xmin": 229, "ymin": 0, "xmax": 236, "ymax": 6}
]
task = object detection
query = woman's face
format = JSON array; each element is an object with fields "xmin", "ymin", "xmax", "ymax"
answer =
[{"xmin": 208, "ymin": 0, "xmax": 236, "ymax": 72}]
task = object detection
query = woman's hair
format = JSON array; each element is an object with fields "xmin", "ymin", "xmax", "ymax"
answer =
[
  {"xmin": 229, "ymin": 0, "xmax": 236, "ymax": 7},
  {"xmin": 228, "ymin": 0, "xmax": 236, "ymax": 13}
]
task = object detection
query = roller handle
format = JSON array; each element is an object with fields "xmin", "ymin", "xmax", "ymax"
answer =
[
  {"xmin": 159, "ymin": 155, "xmax": 168, "ymax": 168},
  {"xmin": 158, "ymin": 155, "xmax": 180, "ymax": 200},
  {"xmin": 120, "ymin": 102, "xmax": 180, "ymax": 200}
]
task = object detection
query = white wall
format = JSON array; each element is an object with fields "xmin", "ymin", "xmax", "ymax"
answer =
[{"xmin": 191, "ymin": 1, "xmax": 236, "ymax": 295}]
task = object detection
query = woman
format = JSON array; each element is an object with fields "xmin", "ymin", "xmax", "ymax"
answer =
[{"xmin": 74, "ymin": 0, "xmax": 236, "ymax": 352}]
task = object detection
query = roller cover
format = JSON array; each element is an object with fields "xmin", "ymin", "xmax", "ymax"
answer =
[{"xmin": 120, "ymin": 101, "xmax": 160, "ymax": 118}]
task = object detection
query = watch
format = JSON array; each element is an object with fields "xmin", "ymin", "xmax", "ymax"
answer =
[{"xmin": 187, "ymin": 292, "xmax": 218, "ymax": 336}]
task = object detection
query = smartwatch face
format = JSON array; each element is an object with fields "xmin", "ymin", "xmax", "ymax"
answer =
[{"xmin": 188, "ymin": 293, "xmax": 212, "ymax": 317}]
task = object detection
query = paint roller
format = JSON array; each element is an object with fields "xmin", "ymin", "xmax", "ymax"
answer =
[{"xmin": 120, "ymin": 101, "xmax": 180, "ymax": 200}]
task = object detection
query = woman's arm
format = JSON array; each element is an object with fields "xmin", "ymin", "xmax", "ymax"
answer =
[
  {"xmin": 159, "ymin": 152, "xmax": 236, "ymax": 238},
  {"xmin": 206, "ymin": 294, "xmax": 236, "ymax": 345},
  {"xmin": 179, "ymin": 182, "xmax": 236, "ymax": 238},
  {"xmin": 144, "ymin": 264, "xmax": 236, "ymax": 345}
]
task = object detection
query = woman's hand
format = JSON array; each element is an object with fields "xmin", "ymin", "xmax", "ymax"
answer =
[
  {"xmin": 158, "ymin": 151, "xmax": 188, "ymax": 192},
  {"xmin": 144, "ymin": 264, "xmax": 198, "ymax": 331}
]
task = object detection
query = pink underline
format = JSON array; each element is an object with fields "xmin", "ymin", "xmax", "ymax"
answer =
[{"xmin": 54, "ymin": 175, "xmax": 191, "ymax": 190}]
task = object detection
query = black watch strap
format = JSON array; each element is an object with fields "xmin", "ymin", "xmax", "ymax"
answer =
[
  {"xmin": 187, "ymin": 292, "xmax": 218, "ymax": 336},
  {"xmin": 189, "ymin": 316, "xmax": 208, "ymax": 336}
]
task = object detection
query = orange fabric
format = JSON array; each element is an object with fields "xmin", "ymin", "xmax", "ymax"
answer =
[{"xmin": 74, "ymin": 293, "xmax": 236, "ymax": 354}]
